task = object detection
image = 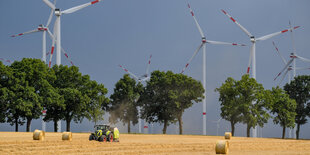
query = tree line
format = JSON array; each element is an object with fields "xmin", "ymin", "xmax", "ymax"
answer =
[
  {"xmin": 1, "ymin": 58, "xmax": 309, "ymax": 139},
  {"xmin": 216, "ymin": 74, "xmax": 310, "ymax": 139},
  {"xmin": 0, "ymin": 59, "xmax": 109, "ymax": 132}
]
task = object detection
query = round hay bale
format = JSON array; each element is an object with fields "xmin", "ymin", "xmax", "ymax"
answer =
[
  {"xmin": 33, "ymin": 129, "xmax": 45, "ymax": 141},
  {"xmin": 224, "ymin": 132, "xmax": 232, "ymax": 140},
  {"xmin": 215, "ymin": 140, "xmax": 229, "ymax": 154},
  {"xmin": 62, "ymin": 132, "xmax": 72, "ymax": 141}
]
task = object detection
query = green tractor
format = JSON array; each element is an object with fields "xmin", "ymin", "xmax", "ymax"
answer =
[{"xmin": 89, "ymin": 124, "xmax": 120, "ymax": 142}]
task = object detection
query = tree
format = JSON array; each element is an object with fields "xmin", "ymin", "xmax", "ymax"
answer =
[
  {"xmin": 0, "ymin": 62, "xmax": 11, "ymax": 123},
  {"xmin": 170, "ymin": 73, "xmax": 204, "ymax": 135},
  {"xmin": 268, "ymin": 87, "xmax": 296, "ymax": 139},
  {"xmin": 84, "ymin": 80, "xmax": 109, "ymax": 126},
  {"xmin": 50, "ymin": 65, "xmax": 98, "ymax": 132},
  {"xmin": 109, "ymin": 74, "xmax": 142, "ymax": 133},
  {"xmin": 215, "ymin": 77, "xmax": 242, "ymax": 136},
  {"xmin": 139, "ymin": 71, "xmax": 177, "ymax": 134},
  {"xmin": 237, "ymin": 75, "xmax": 269, "ymax": 137},
  {"xmin": 284, "ymin": 75, "xmax": 310, "ymax": 139},
  {"xmin": 9, "ymin": 58, "xmax": 50, "ymax": 132}
]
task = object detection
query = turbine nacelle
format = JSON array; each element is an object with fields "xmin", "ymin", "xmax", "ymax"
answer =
[
  {"xmin": 202, "ymin": 37, "xmax": 207, "ymax": 43},
  {"xmin": 55, "ymin": 8, "xmax": 61, "ymax": 16},
  {"xmin": 250, "ymin": 36, "xmax": 255, "ymax": 43}
]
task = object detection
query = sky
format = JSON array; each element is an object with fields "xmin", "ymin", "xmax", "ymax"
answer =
[{"xmin": 0, "ymin": 0, "xmax": 310, "ymax": 139}]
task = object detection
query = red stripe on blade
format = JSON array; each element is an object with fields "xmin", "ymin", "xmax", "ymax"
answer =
[
  {"xmin": 247, "ymin": 67, "xmax": 250, "ymax": 74},
  {"xmin": 221, "ymin": 9, "xmax": 227, "ymax": 14},
  {"xmin": 281, "ymin": 29, "xmax": 288, "ymax": 33},
  {"xmin": 91, "ymin": 0, "xmax": 99, "ymax": 4},
  {"xmin": 232, "ymin": 43, "xmax": 237, "ymax": 46},
  {"xmin": 230, "ymin": 17, "xmax": 236, "ymax": 22},
  {"xmin": 294, "ymin": 26, "xmax": 300, "ymax": 29},
  {"xmin": 191, "ymin": 11, "xmax": 194, "ymax": 16},
  {"xmin": 144, "ymin": 126, "xmax": 148, "ymax": 128},
  {"xmin": 51, "ymin": 47, "xmax": 54, "ymax": 54},
  {"xmin": 203, "ymin": 112, "xmax": 206, "ymax": 115}
]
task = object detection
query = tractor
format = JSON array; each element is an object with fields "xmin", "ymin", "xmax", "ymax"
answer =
[{"xmin": 89, "ymin": 124, "xmax": 119, "ymax": 142}]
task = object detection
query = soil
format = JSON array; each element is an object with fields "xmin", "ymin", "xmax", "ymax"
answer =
[{"xmin": 0, "ymin": 132, "xmax": 309, "ymax": 154}]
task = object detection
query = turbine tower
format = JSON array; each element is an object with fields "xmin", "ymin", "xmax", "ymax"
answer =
[
  {"xmin": 182, "ymin": 3, "xmax": 246, "ymax": 135},
  {"xmin": 221, "ymin": 9, "xmax": 300, "ymax": 137}
]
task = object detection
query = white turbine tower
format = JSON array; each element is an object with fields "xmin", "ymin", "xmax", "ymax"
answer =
[
  {"xmin": 11, "ymin": 0, "xmax": 56, "ymax": 63},
  {"xmin": 221, "ymin": 9, "xmax": 300, "ymax": 137},
  {"xmin": 43, "ymin": 0, "xmax": 103, "ymax": 132},
  {"xmin": 119, "ymin": 54, "xmax": 153, "ymax": 133},
  {"xmin": 212, "ymin": 118, "xmax": 222, "ymax": 136},
  {"xmin": 42, "ymin": 0, "xmax": 103, "ymax": 68},
  {"xmin": 182, "ymin": 3, "xmax": 246, "ymax": 135}
]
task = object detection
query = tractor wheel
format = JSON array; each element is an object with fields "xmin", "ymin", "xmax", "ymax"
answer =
[
  {"xmin": 98, "ymin": 135, "xmax": 106, "ymax": 142},
  {"xmin": 89, "ymin": 135, "xmax": 95, "ymax": 141},
  {"xmin": 107, "ymin": 133, "xmax": 114, "ymax": 142}
]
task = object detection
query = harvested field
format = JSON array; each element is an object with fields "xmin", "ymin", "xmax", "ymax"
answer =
[{"xmin": 0, "ymin": 132, "xmax": 309, "ymax": 154}]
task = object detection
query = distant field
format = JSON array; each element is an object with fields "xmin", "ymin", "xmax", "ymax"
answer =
[{"xmin": 0, "ymin": 132, "xmax": 309, "ymax": 154}]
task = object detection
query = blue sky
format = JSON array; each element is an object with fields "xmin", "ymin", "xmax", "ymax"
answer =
[{"xmin": 1, "ymin": 0, "xmax": 310, "ymax": 138}]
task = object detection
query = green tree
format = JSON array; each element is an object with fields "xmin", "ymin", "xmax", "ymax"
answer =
[
  {"xmin": 284, "ymin": 75, "xmax": 310, "ymax": 139},
  {"xmin": 237, "ymin": 75, "xmax": 270, "ymax": 137},
  {"xmin": 139, "ymin": 71, "xmax": 177, "ymax": 134},
  {"xmin": 9, "ymin": 58, "xmax": 51, "ymax": 132},
  {"xmin": 0, "ymin": 62, "xmax": 11, "ymax": 123},
  {"xmin": 109, "ymin": 74, "xmax": 142, "ymax": 133},
  {"xmin": 268, "ymin": 87, "xmax": 296, "ymax": 139},
  {"xmin": 84, "ymin": 80, "xmax": 109, "ymax": 126},
  {"xmin": 170, "ymin": 73, "xmax": 204, "ymax": 135},
  {"xmin": 51, "ymin": 65, "xmax": 98, "ymax": 132},
  {"xmin": 215, "ymin": 77, "xmax": 242, "ymax": 136}
]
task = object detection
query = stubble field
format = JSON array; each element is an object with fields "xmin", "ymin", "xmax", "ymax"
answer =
[{"xmin": 0, "ymin": 132, "xmax": 309, "ymax": 154}]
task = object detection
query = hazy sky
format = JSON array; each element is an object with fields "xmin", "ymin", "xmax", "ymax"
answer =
[{"xmin": 1, "ymin": 0, "xmax": 310, "ymax": 139}]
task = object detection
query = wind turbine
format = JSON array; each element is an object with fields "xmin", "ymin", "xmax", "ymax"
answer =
[
  {"xmin": 119, "ymin": 54, "xmax": 152, "ymax": 133},
  {"xmin": 181, "ymin": 3, "xmax": 246, "ymax": 136},
  {"xmin": 119, "ymin": 54, "xmax": 153, "ymax": 82},
  {"xmin": 43, "ymin": 0, "xmax": 103, "ymax": 132},
  {"xmin": 221, "ymin": 9, "xmax": 300, "ymax": 137},
  {"xmin": 42, "ymin": 0, "xmax": 103, "ymax": 68},
  {"xmin": 274, "ymin": 52, "xmax": 310, "ymax": 83},
  {"xmin": 11, "ymin": 0, "xmax": 56, "ymax": 63},
  {"xmin": 212, "ymin": 118, "xmax": 222, "ymax": 136}
]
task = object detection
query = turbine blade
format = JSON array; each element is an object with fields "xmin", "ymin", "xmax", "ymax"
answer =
[
  {"xmin": 296, "ymin": 55, "xmax": 310, "ymax": 63},
  {"xmin": 274, "ymin": 58, "xmax": 294, "ymax": 81},
  {"xmin": 278, "ymin": 68, "xmax": 290, "ymax": 85},
  {"xmin": 146, "ymin": 54, "xmax": 152, "ymax": 75},
  {"xmin": 0, "ymin": 58, "xmax": 11, "ymax": 64},
  {"xmin": 206, "ymin": 40, "xmax": 246, "ymax": 46},
  {"xmin": 256, "ymin": 26, "xmax": 300, "ymax": 41},
  {"xmin": 62, "ymin": 0, "xmax": 102, "ymax": 14},
  {"xmin": 11, "ymin": 29, "xmax": 40, "ymax": 37},
  {"xmin": 272, "ymin": 41, "xmax": 287, "ymax": 64},
  {"xmin": 221, "ymin": 9, "xmax": 253, "ymax": 37},
  {"xmin": 46, "ymin": 0, "xmax": 56, "ymax": 27},
  {"xmin": 61, "ymin": 48, "xmax": 74, "ymax": 66},
  {"xmin": 295, "ymin": 67, "xmax": 310, "ymax": 70},
  {"xmin": 42, "ymin": 0, "xmax": 56, "ymax": 10},
  {"xmin": 187, "ymin": 3, "xmax": 205, "ymax": 38},
  {"xmin": 49, "ymin": 20, "xmax": 57, "ymax": 68},
  {"xmin": 289, "ymin": 21, "xmax": 298, "ymax": 55},
  {"xmin": 119, "ymin": 65, "xmax": 139, "ymax": 80},
  {"xmin": 181, "ymin": 43, "xmax": 204, "ymax": 74}
]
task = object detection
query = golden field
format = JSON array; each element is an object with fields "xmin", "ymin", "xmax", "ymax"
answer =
[{"xmin": 0, "ymin": 132, "xmax": 309, "ymax": 154}]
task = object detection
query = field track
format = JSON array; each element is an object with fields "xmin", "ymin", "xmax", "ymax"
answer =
[{"xmin": 0, "ymin": 132, "xmax": 309, "ymax": 154}]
